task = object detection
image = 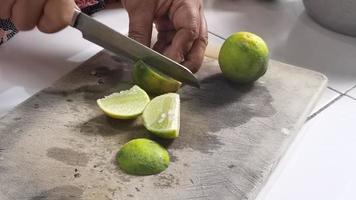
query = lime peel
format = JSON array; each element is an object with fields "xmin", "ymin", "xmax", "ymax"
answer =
[{"xmin": 117, "ymin": 138, "xmax": 170, "ymax": 175}]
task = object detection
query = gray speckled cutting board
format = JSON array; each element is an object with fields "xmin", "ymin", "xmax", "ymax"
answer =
[{"xmin": 0, "ymin": 51, "xmax": 327, "ymax": 200}]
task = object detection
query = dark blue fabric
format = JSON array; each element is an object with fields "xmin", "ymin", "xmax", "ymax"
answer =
[
  {"xmin": 80, "ymin": 0, "xmax": 107, "ymax": 15},
  {"xmin": 0, "ymin": 19, "xmax": 18, "ymax": 45}
]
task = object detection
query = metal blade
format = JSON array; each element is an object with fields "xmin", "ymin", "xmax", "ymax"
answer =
[{"xmin": 70, "ymin": 10, "xmax": 200, "ymax": 87}]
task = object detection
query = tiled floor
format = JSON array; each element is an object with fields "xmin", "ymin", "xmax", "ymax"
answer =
[
  {"xmin": 259, "ymin": 96, "xmax": 356, "ymax": 200},
  {"xmin": 204, "ymin": 0, "xmax": 356, "ymax": 199}
]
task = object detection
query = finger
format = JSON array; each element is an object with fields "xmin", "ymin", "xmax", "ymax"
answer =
[
  {"xmin": 37, "ymin": 0, "xmax": 76, "ymax": 33},
  {"xmin": 182, "ymin": 9, "xmax": 208, "ymax": 73},
  {"xmin": 11, "ymin": 0, "xmax": 46, "ymax": 31},
  {"xmin": 153, "ymin": 15, "xmax": 175, "ymax": 53},
  {"xmin": 154, "ymin": 15, "xmax": 174, "ymax": 32},
  {"xmin": 0, "ymin": 0, "xmax": 15, "ymax": 19},
  {"xmin": 127, "ymin": 10, "xmax": 155, "ymax": 47},
  {"xmin": 153, "ymin": 31, "xmax": 175, "ymax": 53},
  {"xmin": 163, "ymin": 1, "xmax": 200, "ymax": 63}
]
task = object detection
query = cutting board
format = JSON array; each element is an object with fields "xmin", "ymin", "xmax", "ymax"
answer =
[{"xmin": 0, "ymin": 51, "xmax": 326, "ymax": 200}]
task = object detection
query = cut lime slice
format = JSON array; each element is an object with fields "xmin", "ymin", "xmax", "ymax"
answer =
[
  {"xmin": 143, "ymin": 93, "xmax": 180, "ymax": 139},
  {"xmin": 133, "ymin": 60, "xmax": 182, "ymax": 95},
  {"xmin": 117, "ymin": 138, "xmax": 170, "ymax": 175},
  {"xmin": 97, "ymin": 85, "xmax": 150, "ymax": 119}
]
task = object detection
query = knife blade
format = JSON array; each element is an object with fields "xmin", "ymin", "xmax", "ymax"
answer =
[{"xmin": 70, "ymin": 9, "xmax": 200, "ymax": 88}]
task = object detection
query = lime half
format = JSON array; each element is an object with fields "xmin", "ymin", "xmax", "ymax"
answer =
[
  {"xmin": 97, "ymin": 85, "xmax": 150, "ymax": 119},
  {"xmin": 133, "ymin": 60, "xmax": 182, "ymax": 95},
  {"xmin": 117, "ymin": 138, "xmax": 170, "ymax": 175},
  {"xmin": 143, "ymin": 93, "xmax": 180, "ymax": 139}
]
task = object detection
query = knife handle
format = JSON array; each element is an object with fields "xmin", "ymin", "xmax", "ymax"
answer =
[{"xmin": 205, "ymin": 42, "xmax": 222, "ymax": 60}]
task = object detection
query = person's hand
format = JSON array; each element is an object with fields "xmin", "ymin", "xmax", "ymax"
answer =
[
  {"xmin": 121, "ymin": 0, "xmax": 208, "ymax": 73},
  {"xmin": 0, "ymin": 0, "xmax": 76, "ymax": 33}
]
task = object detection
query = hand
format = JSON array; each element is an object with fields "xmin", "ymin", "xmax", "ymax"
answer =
[
  {"xmin": 122, "ymin": 0, "xmax": 208, "ymax": 73},
  {"xmin": 0, "ymin": 0, "xmax": 76, "ymax": 33}
]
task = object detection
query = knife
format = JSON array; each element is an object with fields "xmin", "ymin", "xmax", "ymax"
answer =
[{"xmin": 70, "ymin": 9, "xmax": 200, "ymax": 88}]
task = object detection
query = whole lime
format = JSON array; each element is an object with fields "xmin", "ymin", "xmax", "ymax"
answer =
[
  {"xmin": 218, "ymin": 32, "xmax": 269, "ymax": 83},
  {"xmin": 117, "ymin": 138, "xmax": 170, "ymax": 175}
]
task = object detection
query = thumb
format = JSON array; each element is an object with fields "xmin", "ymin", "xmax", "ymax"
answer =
[
  {"xmin": 127, "ymin": 11, "xmax": 154, "ymax": 47},
  {"xmin": 37, "ymin": 0, "xmax": 75, "ymax": 33}
]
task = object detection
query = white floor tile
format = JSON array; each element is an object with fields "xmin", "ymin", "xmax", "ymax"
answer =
[
  {"xmin": 0, "ymin": 87, "xmax": 30, "ymax": 117},
  {"xmin": 346, "ymin": 86, "xmax": 356, "ymax": 99},
  {"xmin": 204, "ymin": 0, "xmax": 356, "ymax": 92},
  {"xmin": 310, "ymin": 88, "xmax": 340, "ymax": 115},
  {"xmin": 257, "ymin": 96, "xmax": 356, "ymax": 200}
]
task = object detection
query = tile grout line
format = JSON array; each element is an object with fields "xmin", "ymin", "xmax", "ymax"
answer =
[
  {"xmin": 208, "ymin": 31, "xmax": 226, "ymax": 40},
  {"xmin": 345, "ymin": 94, "xmax": 356, "ymax": 101},
  {"xmin": 345, "ymin": 84, "xmax": 356, "ymax": 94},
  {"xmin": 308, "ymin": 84, "xmax": 356, "ymax": 120},
  {"xmin": 307, "ymin": 86, "xmax": 343, "ymax": 121},
  {"xmin": 327, "ymin": 86, "xmax": 343, "ymax": 95},
  {"xmin": 344, "ymin": 84, "xmax": 356, "ymax": 100},
  {"xmin": 307, "ymin": 93, "xmax": 344, "ymax": 121},
  {"xmin": 328, "ymin": 84, "xmax": 356, "ymax": 100}
]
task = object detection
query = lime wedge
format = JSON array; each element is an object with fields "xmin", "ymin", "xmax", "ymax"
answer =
[
  {"xmin": 143, "ymin": 93, "xmax": 180, "ymax": 139},
  {"xmin": 117, "ymin": 138, "xmax": 170, "ymax": 175},
  {"xmin": 133, "ymin": 60, "xmax": 182, "ymax": 95},
  {"xmin": 97, "ymin": 85, "xmax": 150, "ymax": 119}
]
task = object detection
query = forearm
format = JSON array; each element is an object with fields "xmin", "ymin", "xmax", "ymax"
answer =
[{"xmin": 0, "ymin": 0, "xmax": 118, "ymax": 46}]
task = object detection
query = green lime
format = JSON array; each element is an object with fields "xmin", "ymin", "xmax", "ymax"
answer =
[
  {"xmin": 132, "ymin": 60, "xmax": 182, "ymax": 95},
  {"xmin": 97, "ymin": 85, "xmax": 150, "ymax": 119},
  {"xmin": 117, "ymin": 138, "xmax": 170, "ymax": 175},
  {"xmin": 218, "ymin": 32, "xmax": 269, "ymax": 83},
  {"xmin": 143, "ymin": 93, "xmax": 180, "ymax": 139}
]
